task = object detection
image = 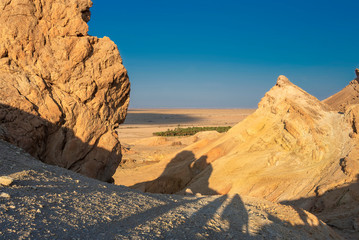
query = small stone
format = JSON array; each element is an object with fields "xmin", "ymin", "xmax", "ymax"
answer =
[
  {"xmin": 9, "ymin": 205, "xmax": 15, "ymax": 209},
  {"xmin": 36, "ymin": 209, "xmax": 41, "ymax": 213},
  {"xmin": 0, "ymin": 176, "xmax": 13, "ymax": 186},
  {"xmin": 0, "ymin": 192, "xmax": 10, "ymax": 198},
  {"xmin": 185, "ymin": 188, "xmax": 193, "ymax": 195}
]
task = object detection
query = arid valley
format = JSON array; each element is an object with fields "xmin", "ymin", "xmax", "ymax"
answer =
[{"xmin": 1, "ymin": 0, "xmax": 359, "ymax": 239}]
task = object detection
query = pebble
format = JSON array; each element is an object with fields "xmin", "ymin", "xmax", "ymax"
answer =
[
  {"xmin": 0, "ymin": 176, "xmax": 14, "ymax": 186},
  {"xmin": 185, "ymin": 188, "xmax": 193, "ymax": 195},
  {"xmin": 0, "ymin": 192, "xmax": 10, "ymax": 198}
]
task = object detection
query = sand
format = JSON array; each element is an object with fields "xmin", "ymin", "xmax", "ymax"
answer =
[
  {"xmin": 118, "ymin": 109, "xmax": 255, "ymax": 143},
  {"xmin": 114, "ymin": 109, "xmax": 255, "ymax": 185}
]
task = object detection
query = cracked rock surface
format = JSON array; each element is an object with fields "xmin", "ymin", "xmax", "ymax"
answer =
[{"xmin": 0, "ymin": 0, "xmax": 130, "ymax": 182}]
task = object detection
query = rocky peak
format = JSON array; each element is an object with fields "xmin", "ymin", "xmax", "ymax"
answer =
[
  {"xmin": 259, "ymin": 75, "xmax": 327, "ymax": 114},
  {"xmin": 275, "ymin": 75, "xmax": 291, "ymax": 87},
  {"xmin": 0, "ymin": 0, "xmax": 130, "ymax": 182}
]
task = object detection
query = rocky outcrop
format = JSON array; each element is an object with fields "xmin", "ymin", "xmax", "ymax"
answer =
[
  {"xmin": 323, "ymin": 69, "xmax": 359, "ymax": 112},
  {"xmin": 0, "ymin": 0, "xmax": 130, "ymax": 182}
]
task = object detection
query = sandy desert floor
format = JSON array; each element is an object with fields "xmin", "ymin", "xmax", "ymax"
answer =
[
  {"xmin": 118, "ymin": 108, "xmax": 255, "ymax": 142},
  {"xmin": 115, "ymin": 109, "xmax": 255, "ymax": 184}
]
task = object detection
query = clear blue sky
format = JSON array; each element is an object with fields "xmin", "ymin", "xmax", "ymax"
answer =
[{"xmin": 89, "ymin": 0, "xmax": 359, "ymax": 108}]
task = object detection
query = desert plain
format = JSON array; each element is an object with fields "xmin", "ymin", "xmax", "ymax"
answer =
[
  {"xmin": 118, "ymin": 108, "xmax": 255, "ymax": 140},
  {"xmin": 115, "ymin": 108, "xmax": 254, "ymax": 184}
]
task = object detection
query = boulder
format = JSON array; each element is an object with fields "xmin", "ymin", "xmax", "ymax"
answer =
[{"xmin": 0, "ymin": 0, "xmax": 130, "ymax": 182}]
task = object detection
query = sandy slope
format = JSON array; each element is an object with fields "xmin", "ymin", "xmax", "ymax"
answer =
[{"xmin": 0, "ymin": 140, "xmax": 340, "ymax": 239}]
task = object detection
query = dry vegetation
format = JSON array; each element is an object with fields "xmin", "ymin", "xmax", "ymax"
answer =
[{"xmin": 153, "ymin": 126, "xmax": 231, "ymax": 136}]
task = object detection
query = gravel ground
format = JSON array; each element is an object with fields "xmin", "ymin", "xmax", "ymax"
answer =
[{"xmin": 0, "ymin": 140, "xmax": 340, "ymax": 239}]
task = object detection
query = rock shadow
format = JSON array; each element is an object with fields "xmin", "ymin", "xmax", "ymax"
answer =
[
  {"xmin": 131, "ymin": 150, "xmax": 252, "ymax": 238},
  {"xmin": 131, "ymin": 150, "xmax": 217, "ymax": 194},
  {"xmin": 279, "ymin": 174, "xmax": 359, "ymax": 238},
  {"xmin": 0, "ymin": 103, "xmax": 121, "ymax": 182},
  {"xmin": 163, "ymin": 194, "xmax": 252, "ymax": 239}
]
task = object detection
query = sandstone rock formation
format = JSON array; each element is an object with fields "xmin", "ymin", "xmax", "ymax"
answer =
[
  {"xmin": 0, "ymin": 0, "xmax": 130, "ymax": 182},
  {"xmin": 323, "ymin": 69, "xmax": 359, "ymax": 112}
]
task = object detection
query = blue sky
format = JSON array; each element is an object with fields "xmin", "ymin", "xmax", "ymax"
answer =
[{"xmin": 89, "ymin": 0, "xmax": 359, "ymax": 108}]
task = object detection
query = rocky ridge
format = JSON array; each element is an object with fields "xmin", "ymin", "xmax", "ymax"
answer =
[{"xmin": 0, "ymin": 0, "xmax": 130, "ymax": 181}]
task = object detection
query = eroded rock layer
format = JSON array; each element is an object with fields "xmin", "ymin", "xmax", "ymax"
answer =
[{"xmin": 0, "ymin": 0, "xmax": 130, "ymax": 182}]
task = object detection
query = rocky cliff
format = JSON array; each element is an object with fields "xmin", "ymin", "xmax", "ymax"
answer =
[{"xmin": 0, "ymin": 0, "xmax": 130, "ymax": 182}]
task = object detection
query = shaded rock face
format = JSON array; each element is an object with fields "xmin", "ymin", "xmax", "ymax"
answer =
[{"xmin": 0, "ymin": 0, "xmax": 130, "ymax": 182}]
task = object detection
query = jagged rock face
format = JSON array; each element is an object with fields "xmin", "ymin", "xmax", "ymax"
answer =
[
  {"xmin": 0, "ymin": 0, "xmax": 130, "ymax": 182},
  {"xmin": 323, "ymin": 69, "xmax": 359, "ymax": 112}
]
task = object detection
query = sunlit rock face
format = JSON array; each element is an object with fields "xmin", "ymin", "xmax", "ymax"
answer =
[{"xmin": 0, "ymin": 0, "xmax": 130, "ymax": 182}]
